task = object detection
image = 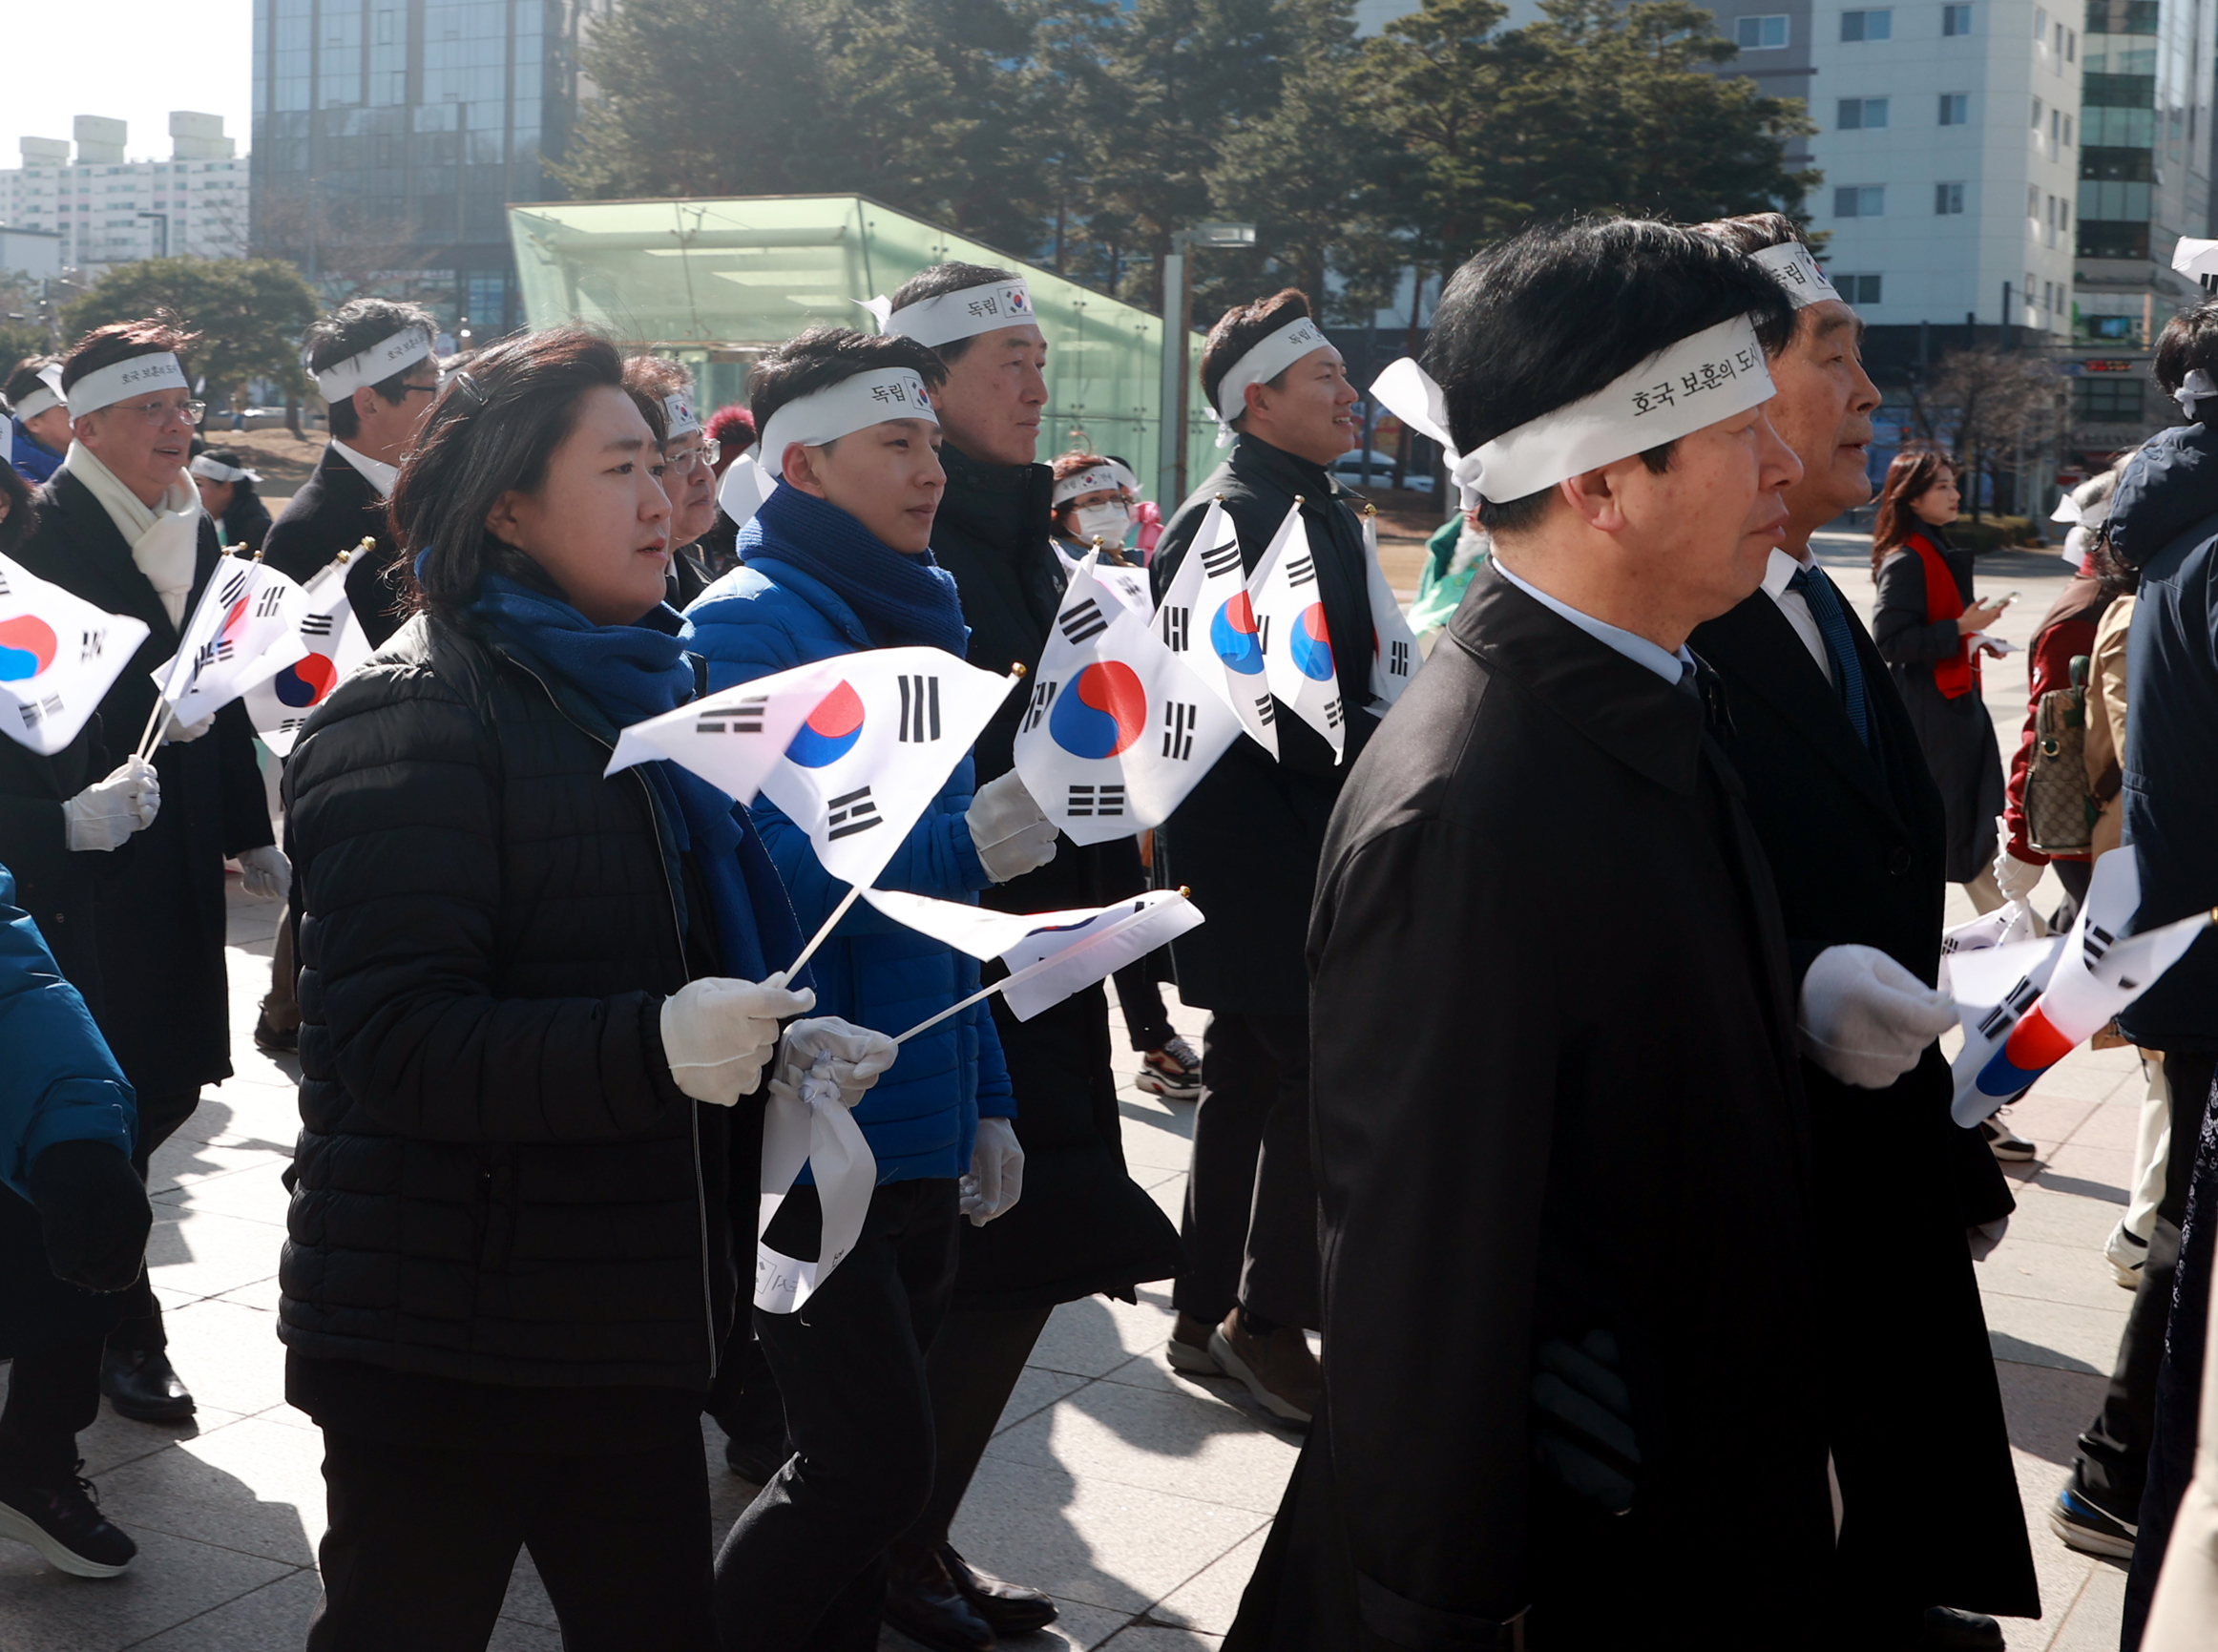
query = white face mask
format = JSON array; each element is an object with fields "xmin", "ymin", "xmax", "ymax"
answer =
[{"xmin": 1070, "ymin": 501, "xmax": 1131, "ymax": 544}]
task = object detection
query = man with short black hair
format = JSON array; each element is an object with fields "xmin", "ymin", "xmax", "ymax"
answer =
[
  {"xmin": 1146, "ymin": 286, "xmax": 1377, "ymax": 1425},
  {"xmin": 1226, "ymin": 220, "xmax": 1831, "ymax": 1649},
  {"xmin": 262, "ymin": 298, "xmax": 439, "ymax": 648},
  {"xmin": 5, "ymin": 358, "xmax": 70, "ymax": 487}
]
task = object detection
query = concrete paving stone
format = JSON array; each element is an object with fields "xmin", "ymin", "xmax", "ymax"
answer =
[
  {"xmin": 2058, "ymin": 1099, "xmax": 2149, "ymax": 1155},
  {"xmin": 1997, "ymin": 1096, "xmax": 2097, "ymax": 1150},
  {"xmin": 252, "ymin": 1402, "xmax": 321, "ymax": 1434},
  {"xmin": 948, "ymin": 1456, "xmax": 1267, "ymax": 1616},
  {"xmin": 97, "ymin": 1420, "xmax": 324, "ymax": 1566},
  {"xmin": 500, "ymin": 1550, "xmax": 556, "ymax": 1630},
  {"xmin": 144, "ymin": 1207, "xmax": 290, "ymax": 1302},
  {"xmin": 213, "ymin": 1275, "xmax": 286, "ymax": 1313},
  {"xmin": 0, "ymin": 1523, "xmax": 293, "ymax": 1650},
  {"xmin": 2043, "ymin": 1557, "xmax": 2130, "ymax": 1652},
  {"xmin": 1984, "ymin": 1292, "xmax": 2127, "ymax": 1377},
  {"xmin": 2032, "ymin": 1143, "xmax": 2136, "ymax": 1203},
  {"xmin": 1143, "ymin": 1177, "xmax": 1183, "ymax": 1229},
  {"xmin": 75, "ymin": 1405, "xmax": 253, "ymax": 1478},
  {"xmin": 1097, "ymin": 1628, "xmax": 1222, "ymax": 1651},
  {"xmin": 2001, "ymin": 1182, "xmax": 2128, "ymax": 1250},
  {"xmin": 2009, "ymin": 1447, "xmax": 2100, "ymax": 1642},
  {"xmin": 994, "ymin": 1367, "xmax": 1093, "ymax": 1436},
  {"xmin": 1978, "ymin": 1235, "xmax": 2153, "ymax": 1314},
  {"xmin": 883, "ymin": 1597, "xmax": 1133, "ymax": 1652},
  {"xmin": 983, "ymin": 1380, "xmax": 1301, "ymax": 1516},
  {"xmin": 1119, "ymin": 1106, "xmax": 1197, "ymax": 1174},
  {"xmin": 486, "ymin": 1615, "xmax": 565, "ymax": 1650},
  {"xmin": 1994, "ymin": 1360, "xmax": 2108, "ymax": 1468},
  {"xmin": 146, "ymin": 1137, "xmax": 282, "ymax": 1197},
  {"xmin": 1029, "ymin": 1295, "xmax": 1176, "ymax": 1380},
  {"xmin": 121, "ymin": 1566, "xmax": 320, "ymax": 1651},
  {"xmin": 2025, "ymin": 1062, "xmax": 2140, "ymax": 1105},
  {"xmin": 1148, "ymin": 1527, "xmax": 1266, "ymax": 1635},
  {"xmin": 151, "ymin": 1160, "xmax": 294, "ymax": 1229}
]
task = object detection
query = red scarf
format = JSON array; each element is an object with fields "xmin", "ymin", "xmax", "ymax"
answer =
[{"xmin": 1903, "ymin": 531, "xmax": 1976, "ymax": 699}]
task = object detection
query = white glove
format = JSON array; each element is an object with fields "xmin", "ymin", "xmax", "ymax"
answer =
[
  {"xmin": 659, "ymin": 976, "xmax": 816, "ymax": 1106},
  {"xmin": 959, "ymin": 1116, "xmax": 1025, "ymax": 1226},
  {"xmin": 1994, "ymin": 826, "xmax": 2044, "ymax": 905},
  {"xmin": 1967, "ymin": 1217, "xmax": 2009, "ymax": 1261},
  {"xmin": 966, "ymin": 769, "xmax": 1058, "ymax": 884},
  {"xmin": 1797, "ymin": 943, "xmax": 1960, "ymax": 1089},
  {"xmin": 237, "ymin": 843, "xmax": 290, "ymax": 900},
  {"xmin": 161, "ymin": 711, "xmax": 216, "ymax": 745},
  {"xmin": 770, "ymin": 1016, "xmax": 897, "ymax": 1112},
  {"xmin": 61, "ymin": 758, "xmax": 161, "ymax": 852}
]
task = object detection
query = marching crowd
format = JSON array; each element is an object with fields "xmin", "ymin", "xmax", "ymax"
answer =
[{"xmin": 0, "ymin": 213, "xmax": 2215, "ymax": 1652}]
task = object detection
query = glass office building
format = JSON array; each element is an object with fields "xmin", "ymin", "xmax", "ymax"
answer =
[{"xmin": 509, "ymin": 194, "xmax": 1221, "ymax": 505}]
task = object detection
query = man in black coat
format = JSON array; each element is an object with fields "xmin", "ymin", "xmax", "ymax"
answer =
[
  {"xmin": 1228, "ymin": 220, "xmax": 1833, "ymax": 1651},
  {"xmin": 1145, "ymin": 288, "xmax": 1377, "ymax": 1425},
  {"xmin": 16, "ymin": 319, "xmax": 282, "ymax": 1424},
  {"xmin": 1687, "ymin": 217, "xmax": 2033, "ymax": 1645},
  {"xmin": 874, "ymin": 261, "xmax": 1182, "ymax": 1650}
]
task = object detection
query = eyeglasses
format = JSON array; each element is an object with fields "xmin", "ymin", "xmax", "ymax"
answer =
[
  {"xmin": 111, "ymin": 397, "xmax": 205, "ymax": 427},
  {"xmin": 396, "ymin": 381, "xmax": 440, "ymax": 400},
  {"xmin": 666, "ymin": 436, "xmax": 721, "ymax": 470}
]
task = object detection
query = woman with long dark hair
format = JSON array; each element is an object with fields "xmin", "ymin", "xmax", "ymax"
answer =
[
  {"xmin": 1871, "ymin": 446, "xmax": 2011, "ymax": 909},
  {"xmin": 277, "ymin": 327, "xmax": 889, "ymax": 1651}
]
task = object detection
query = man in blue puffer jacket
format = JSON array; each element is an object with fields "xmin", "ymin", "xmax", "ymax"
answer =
[{"xmin": 688, "ymin": 328, "xmax": 1061, "ymax": 1652}]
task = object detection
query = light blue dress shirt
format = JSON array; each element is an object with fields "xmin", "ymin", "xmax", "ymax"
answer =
[{"xmin": 1489, "ymin": 558, "xmax": 1696, "ymax": 686}]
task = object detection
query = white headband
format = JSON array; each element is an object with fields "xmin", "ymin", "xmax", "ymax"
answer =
[
  {"xmin": 1104, "ymin": 457, "xmax": 1140, "ymax": 495},
  {"xmin": 861, "ymin": 280, "xmax": 1036, "ymax": 349},
  {"xmin": 662, "ymin": 390, "xmax": 701, "ymax": 440},
  {"xmin": 1053, "ymin": 466, "xmax": 1122, "ymax": 506},
  {"xmin": 1370, "ymin": 315, "xmax": 1776, "ymax": 509},
  {"xmin": 1212, "ymin": 316, "xmax": 1337, "ymax": 443},
  {"xmin": 11, "ymin": 364, "xmax": 64, "ymax": 423},
  {"xmin": 1752, "ymin": 241, "xmax": 1841, "ymax": 310},
  {"xmin": 2177, "ymin": 368, "xmax": 2218, "ymax": 414},
  {"xmin": 189, "ymin": 453, "xmax": 261, "ymax": 484},
  {"xmin": 311, "ymin": 325, "xmax": 434, "ymax": 402},
  {"xmin": 65, "ymin": 351, "xmax": 187, "ymax": 417},
  {"xmin": 756, "ymin": 367, "xmax": 939, "ymax": 480}
]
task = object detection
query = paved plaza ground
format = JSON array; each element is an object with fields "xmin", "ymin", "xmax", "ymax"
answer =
[{"xmin": 0, "ymin": 533, "xmax": 2147, "ymax": 1648}]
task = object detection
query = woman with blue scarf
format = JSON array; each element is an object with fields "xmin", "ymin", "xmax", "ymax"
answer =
[{"xmin": 275, "ymin": 328, "xmax": 892, "ymax": 1652}]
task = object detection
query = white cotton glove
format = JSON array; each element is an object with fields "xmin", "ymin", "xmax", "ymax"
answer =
[
  {"xmin": 61, "ymin": 758, "xmax": 161, "ymax": 852},
  {"xmin": 161, "ymin": 711, "xmax": 216, "ymax": 745},
  {"xmin": 770, "ymin": 1016, "xmax": 898, "ymax": 1112},
  {"xmin": 959, "ymin": 1116, "xmax": 1025, "ymax": 1226},
  {"xmin": 236, "ymin": 843, "xmax": 290, "ymax": 900},
  {"xmin": 659, "ymin": 976, "xmax": 817, "ymax": 1106},
  {"xmin": 1797, "ymin": 943, "xmax": 1961, "ymax": 1090},
  {"xmin": 966, "ymin": 769, "xmax": 1058, "ymax": 884},
  {"xmin": 1994, "ymin": 826, "xmax": 2044, "ymax": 905}
]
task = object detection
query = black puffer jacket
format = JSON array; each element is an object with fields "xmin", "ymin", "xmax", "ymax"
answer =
[{"xmin": 279, "ymin": 612, "xmax": 768, "ymax": 1390}]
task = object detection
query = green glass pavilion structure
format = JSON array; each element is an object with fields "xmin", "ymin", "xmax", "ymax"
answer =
[{"xmin": 508, "ymin": 193, "xmax": 1218, "ymax": 505}]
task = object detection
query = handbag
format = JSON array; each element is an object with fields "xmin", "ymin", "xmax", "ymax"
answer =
[{"xmin": 2025, "ymin": 655, "xmax": 2096, "ymax": 855}]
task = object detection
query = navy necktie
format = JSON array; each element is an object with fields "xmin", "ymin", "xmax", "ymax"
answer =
[{"xmin": 1786, "ymin": 563, "xmax": 1870, "ymax": 748}]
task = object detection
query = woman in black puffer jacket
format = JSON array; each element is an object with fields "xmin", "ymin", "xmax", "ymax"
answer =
[{"xmin": 278, "ymin": 329, "xmax": 890, "ymax": 1652}]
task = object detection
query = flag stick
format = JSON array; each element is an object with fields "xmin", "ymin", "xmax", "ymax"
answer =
[
  {"xmin": 893, "ymin": 980, "xmax": 1003, "ymax": 1046},
  {"xmin": 135, "ymin": 694, "xmax": 176, "ymax": 763},
  {"xmin": 776, "ymin": 883, "xmax": 865, "ymax": 984}
]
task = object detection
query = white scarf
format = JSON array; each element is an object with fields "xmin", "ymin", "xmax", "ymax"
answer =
[{"xmin": 62, "ymin": 441, "xmax": 202, "ymax": 628}]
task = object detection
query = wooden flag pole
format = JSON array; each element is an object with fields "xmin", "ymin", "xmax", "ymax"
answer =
[{"xmin": 773, "ymin": 883, "xmax": 866, "ymax": 986}]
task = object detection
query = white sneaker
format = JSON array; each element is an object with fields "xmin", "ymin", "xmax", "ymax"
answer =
[{"xmin": 2103, "ymin": 1222, "xmax": 2148, "ymax": 1290}]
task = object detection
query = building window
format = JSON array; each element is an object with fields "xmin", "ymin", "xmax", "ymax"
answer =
[
  {"xmin": 2033, "ymin": 6, "xmax": 2047, "ymax": 39},
  {"xmin": 1939, "ymin": 92, "xmax": 1970, "ymax": 124},
  {"xmin": 1936, "ymin": 180, "xmax": 1967, "ymax": 213},
  {"xmin": 1841, "ymin": 9, "xmax": 1892, "ymax": 39},
  {"xmin": 2029, "ymin": 184, "xmax": 2041, "ymax": 218},
  {"xmin": 1735, "ymin": 13, "xmax": 1790, "ymax": 48},
  {"xmin": 2032, "ymin": 95, "xmax": 2044, "ymax": 128},
  {"xmin": 1943, "ymin": 3, "xmax": 1973, "ymax": 32},
  {"xmin": 1836, "ymin": 274, "xmax": 1883, "ymax": 303},
  {"xmin": 1834, "ymin": 184, "xmax": 1887, "ymax": 216},
  {"xmin": 2076, "ymin": 377, "xmax": 2143, "ymax": 422},
  {"xmin": 1838, "ymin": 97, "xmax": 1892, "ymax": 128},
  {"xmin": 2079, "ymin": 220, "xmax": 2151, "ymax": 259}
]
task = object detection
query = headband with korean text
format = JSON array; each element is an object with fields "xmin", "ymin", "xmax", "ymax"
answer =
[
  {"xmin": 311, "ymin": 326, "xmax": 434, "ymax": 403},
  {"xmin": 189, "ymin": 453, "xmax": 262, "ymax": 484},
  {"xmin": 861, "ymin": 280, "xmax": 1036, "ymax": 349},
  {"xmin": 756, "ymin": 367, "xmax": 939, "ymax": 479},
  {"xmin": 11, "ymin": 364, "xmax": 65, "ymax": 422},
  {"xmin": 65, "ymin": 352, "xmax": 187, "ymax": 418},
  {"xmin": 1212, "ymin": 316, "xmax": 1338, "ymax": 444},
  {"xmin": 1052, "ymin": 465, "xmax": 1123, "ymax": 506},
  {"xmin": 1752, "ymin": 241, "xmax": 1841, "ymax": 310}
]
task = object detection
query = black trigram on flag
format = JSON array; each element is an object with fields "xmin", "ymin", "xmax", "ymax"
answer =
[
  {"xmin": 1976, "ymin": 976, "xmax": 2041, "ymax": 1041},
  {"xmin": 1387, "ymin": 639, "xmax": 1410, "ymax": 678},
  {"xmin": 2083, "ymin": 923, "xmax": 2117, "ymax": 969},
  {"xmin": 1161, "ymin": 701, "xmax": 1198, "ymax": 761},
  {"xmin": 897, "ymin": 674, "xmax": 942, "ymax": 742},
  {"xmin": 1252, "ymin": 695, "xmax": 1276, "ymax": 725},
  {"xmin": 301, "ymin": 613, "xmax": 336, "ymax": 638},
  {"xmin": 1256, "ymin": 615, "xmax": 1272, "ymax": 655},
  {"xmin": 1323, "ymin": 695, "xmax": 1344, "ymax": 731},
  {"xmin": 697, "ymin": 693, "xmax": 768, "ymax": 735},
  {"xmin": 1067, "ymin": 783, "xmax": 1126, "ymax": 818},
  {"xmin": 1159, "ymin": 606, "xmax": 1190, "ymax": 652},
  {"xmin": 1058, "ymin": 598, "xmax": 1109, "ymax": 646},
  {"xmin": 79, "ymin": 629, "xmax": 104, "ymax": 662},
  {"xmin": 254, "ymin": 584, "xmax": 286, "ymax": 619},
  {"xmin": 16, "ymin": 701, "xmax": 40, "ymax": 730},
  {"xmin": 194, "ymin": 636, "xmax": 234, "ymax": 671},
  {"xmin": 1020, "ymin": 679, "xmax": 1058, "ymax": 734},
  {"xmin": 1200, "ymin": 538, "xmax": 1243, "ymax": 579},
  {"xmin": 827, "ymin": 785, "xmax": 883, "ymax": 840},
  {"xmin": 0, "ymin": 571, "xmax": 12, "ymax": 596},
  {"xmin": 1284, "ymin": 553, "xmax": 1315, "ymax": 588}
]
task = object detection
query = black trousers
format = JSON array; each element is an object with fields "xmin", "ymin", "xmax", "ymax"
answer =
[
  {"xmin": 0, "ymin": 1331, "xmax": 104, "ymax": 1477},
  {"xmin": 2075, "ymin": 1048, "xmax": 2218, "ymax": 1515},
  {"xmin": 892, "ymin": 1302, "xmax": 1056, "ymax": 1568},
  {"xmin": 714, "ymin": 1178, "xmax": 960, "ymax": 1652},
  {"xmin": 303, "ymin": 1425, "xmax": 716, "ymax": 1652},
  {"xmin": 1174, "ymin": 1012, "xmax": 1320, "ymax": 1329},
  {"xmin": 1114, "ymin": 960, "xmax": 1175, "ymax": 1053},
  {"xmin": 107, "ymin": 1085, "xmax": 199, "ymax": 1355}
]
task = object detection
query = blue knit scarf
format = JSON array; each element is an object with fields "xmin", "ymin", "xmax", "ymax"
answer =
[
  {"xmin": 466, "ymin": 572, "xmax": 802, "ymax": 985},
  {"xmin": 742, "ymin": 482, "xmax": 969, "ymax": 655}
]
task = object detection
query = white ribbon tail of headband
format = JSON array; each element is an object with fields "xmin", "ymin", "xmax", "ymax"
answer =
[
  {"xmin": 190, "ymin": 455, "xmax": 261, "ymax": 484},
  {"xmin": 2050, "ymin": 494, "xmax": 2082, "ymax": 525},
  {"xmin": 1370, "ymin": 358, "xmax": 1480, "ymax": 509},
  {"xmin": 754, "ymin": 1062, "xmax": 878, "ymax": 1314},
  {"xmin": 12, "ymin": 365, "xmax": 65, "ymax": 423},
  {"xmin": 2178, "ymin": 367, "xmax": 2218, "ymax": 413},
  {"xmin": 717, "ymin": 450, "xmax": 775, "ymax": 530},
  {"xmin": 857, "ymin": 295, "xmax": 895, "ymax": 331}
]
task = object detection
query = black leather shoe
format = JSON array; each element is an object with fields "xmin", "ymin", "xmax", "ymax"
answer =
[
  {"xmin": 99, "ymin": 1348, "xmax": 195, "ymax": 1422},
  {"xmin": 1921, "ymin": 1606, "xmax": 2003, "ymax": 1649},
  {"xmin": 943, "ymin": 1544, "xmax": 1057, "ymax": 1634},
  {"xmin": 885, "ymin": 1551, "xmax": 996, "ymax": 1651}
]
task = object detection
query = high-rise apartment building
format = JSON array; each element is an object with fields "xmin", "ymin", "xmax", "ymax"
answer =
[
  {"xmin": 249, "ymin": 0, "xmax": 587, "ymax": 332},
  {"xmin": 0, "ymin": 115, "xmax": 249, "ymax": 276}
]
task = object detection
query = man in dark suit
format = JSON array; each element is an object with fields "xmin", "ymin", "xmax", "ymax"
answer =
[
  {"xmin": 16, "ymin": 318, "xmax": 282, "ymax": 1425},
  {"xmin": 255, "ymin": 299, "xmax": 436, "ymax": 1054},
  {"xmin": 1688, "ymin": 215, "xmax": 2034, "ymax": 1647}
]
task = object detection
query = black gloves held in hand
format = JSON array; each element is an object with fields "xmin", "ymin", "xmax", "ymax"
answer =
[
  {"xmin": 1530, "ymin": 1328, "xmax": 1642, "ymax": 1516},
  {"xmin": 28, "ymin": 1138, "xmax": 151, "ymax": 1293}
]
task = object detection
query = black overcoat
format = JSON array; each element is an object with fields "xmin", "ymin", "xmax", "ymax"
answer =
[
  {"xmin": 1145, "ymin": 436, "xmax": 1379, "ymax": 1016},
  {"xmin": 1227, "ymin": 568, "xmax": 1834, "ymax": 1650},
  {"xmin": 927, "ymin": 444, "xmax": 1182, "ymax": 1311},
  {"xmin": 17, "ymin": 471, "xmax": 273, "ymax": 1098},
  {"xmin": 1691, "ymin": 581, "xmax": 2037, "ymax": 1617},
  {"xmin": 262, "ymin": 444, "xmax": 410, "ymax": 648}
]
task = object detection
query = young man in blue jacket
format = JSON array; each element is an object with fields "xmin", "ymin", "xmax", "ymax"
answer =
[{"xmin": 686, "ymin": 326, "xmax": 1059, "ymax": 1652}]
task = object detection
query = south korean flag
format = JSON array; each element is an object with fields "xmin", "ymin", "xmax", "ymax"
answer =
[
  {"xmin": 0, "ymin": 553, "xmax": 150, "ymax": 757},
  {"xmin": 1015, "ymin": 553, "xmax": 1242, "ymax": 847},
  {"xmin": 1248, "ymin": 500, "xmax": 1346, "ymax": 763},
  {"xmin": 148, "ymin": 557, "xmax": 311, "ymax": 735},
  {"xmin": 241, "ymin": 559, "xmax": 375, "ymax": 756},
  {"xmin": 1361, "ymin": 507, "xmax": 1422, "ymax": 707},
  {"xmin": 1153, "ymin": 500, "xmax": 1277, "ymax": 759}
]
